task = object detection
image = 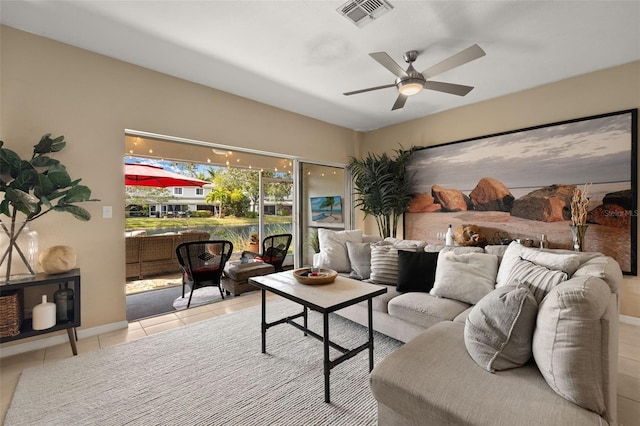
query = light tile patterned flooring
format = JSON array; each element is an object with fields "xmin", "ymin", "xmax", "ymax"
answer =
[{"xmin": 1, "ymin": 291, "xmax": 639, "ymax": 425}]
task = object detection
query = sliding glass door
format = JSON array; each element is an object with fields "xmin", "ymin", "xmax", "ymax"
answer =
[{"xmin": 295, "ymin": 161, "xmax": 352, "ymax": 268}]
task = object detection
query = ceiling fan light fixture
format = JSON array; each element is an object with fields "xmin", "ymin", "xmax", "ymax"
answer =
[{"xmin": 397, "ymin": 79, "xmax": 424, "ymax": 96}]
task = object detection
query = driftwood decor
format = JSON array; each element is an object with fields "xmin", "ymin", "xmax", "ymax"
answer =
[{"xmin": 404, "ymin": 109, "xmax": 638, "ymax": 275}]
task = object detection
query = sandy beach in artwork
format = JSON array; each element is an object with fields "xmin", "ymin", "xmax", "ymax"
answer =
[{"xmin": 405, "ymin": 211, "xmax": 631, "ymax": 273}]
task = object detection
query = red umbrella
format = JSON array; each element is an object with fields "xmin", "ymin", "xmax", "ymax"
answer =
[{"xmin": 125, "ymin": 163, "xmax": 208, "ymax": 187}]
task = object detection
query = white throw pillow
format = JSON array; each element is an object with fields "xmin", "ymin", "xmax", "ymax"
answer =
[
  {"xmin": 496, "ymin": 241, "xmax": 581, "ymax": 287},
  {"xmin": 316, "ymin": 229, "xmax": 363, "ymax": 273},
  {"xmin": 430, "ymin": 252, "xmax": 499, "ymax": 305},
  {"xmin": 346, "ymin": 241, "xmax": 372, "ymax": 280},
  {"xmin": 464, "ymin": 284, "xmax": 538, "ymax": 373}
]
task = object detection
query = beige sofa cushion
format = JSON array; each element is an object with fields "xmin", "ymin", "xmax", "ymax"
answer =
[
  {"xmin": 388, "ymin": 292, "xmax": 469, "ymax": 329},
  {"xmin": 464, "ymin": 284, "xmax": 538, "ymax": 372},
  {"xmin": 431, "ymin": 252, "xmax": 498, "ymax": 305},
  {"xmin": 371, "ymin": 322, "xmax": 606, "ymax": 426},
  {"xmin": 533, "ymin": 275, "xmax": 612, "ymax": 415}
]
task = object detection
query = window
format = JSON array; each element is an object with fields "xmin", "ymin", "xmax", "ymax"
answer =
[
  {"xmin": 196, "ymin": 188, "xmax": 203, "ymax": 195},
  {"xmin": 173, "ymin": 188, "xmax": 183, "ymax": 195}
]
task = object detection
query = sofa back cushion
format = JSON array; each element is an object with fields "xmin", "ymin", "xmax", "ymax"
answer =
[
  {"xmin": 533, "ymin": 275, "xmax": 612, "ymax": 416},
  {"xmin": 430, "ymin": 252, "xmax": 498, "ymax": 305}
]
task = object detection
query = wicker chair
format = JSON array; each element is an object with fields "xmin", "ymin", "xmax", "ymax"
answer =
[
  {"xmin": 176, "ymin": 240, "xmax": 233, "ymax": 309},
  {"xmin": 241, "ymin": 233, "xmax": 292, "ymax": 272}
]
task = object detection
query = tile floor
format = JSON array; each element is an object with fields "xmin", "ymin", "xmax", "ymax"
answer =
[{"xmin": 1, "ymin": 291, "xmax": 639, "ymax": 425}]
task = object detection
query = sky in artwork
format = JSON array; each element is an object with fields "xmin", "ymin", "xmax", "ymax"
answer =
[{"xmin": 408, "ymin": 112, "xmax": 633, "ymax": 193}]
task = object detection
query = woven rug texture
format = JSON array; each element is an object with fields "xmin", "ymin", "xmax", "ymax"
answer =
[{"xmin": 5, "ymin": 299, "xmax": 402, "ymax": 426}]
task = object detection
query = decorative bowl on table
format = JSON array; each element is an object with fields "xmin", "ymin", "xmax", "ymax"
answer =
[{"xmin": 293, "ymin": 268, "xmax": 338, "ymax": 285}]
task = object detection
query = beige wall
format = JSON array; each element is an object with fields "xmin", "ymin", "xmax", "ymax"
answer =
[
  {"xmin": 362, "ymin": 61, "xmax": 640, "ymax": 318},
  {"xmin": 0, "ymin": 26, "xmax": 359, "ymax": 338}
]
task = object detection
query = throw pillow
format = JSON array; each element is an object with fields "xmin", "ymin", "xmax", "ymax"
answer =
[
  {"xmin": 504, "ymin": 257, "xmax": 569, "ymax": 303},
  {"xmin": 464, "ymin": 284, "xmax": 538, "ymax": 373},
  {"xmin": 430, "ymin": 252, "xmax": 499, "ymax": 305},
  {"xmin": 533, "ymin": 275, "xmax": 612, "ymax": 415},
  {"xmin": 346, "ymin": 241, "xmax": 372, "ymax": 280},
  {"xmin": 496, "ymin": 241, "xmax": 581, "ymax": 287},
  {"xmin": 316, "ymin": 228, "xmax": 363, "ymax": 273},
  {"xmin": 369, "ymin": 243, "xmax": 399, "ymax": 285},
  {"xmin": 397, "ymin": 251, "xmax": 439, "ymax": 292}
]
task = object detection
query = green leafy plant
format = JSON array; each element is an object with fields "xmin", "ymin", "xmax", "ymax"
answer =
[
  {"xmin": 0, "ymin": 134, "xmax": 98, "ymax": 279},
  {"xmin": 348, "ymin": 146, "xmax": 417, "ymax": 238}
]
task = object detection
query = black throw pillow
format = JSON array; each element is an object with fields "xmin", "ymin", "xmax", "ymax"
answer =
[{"xmin": 397, "ymin": 250, "xmax": 439, "ymax": 292}]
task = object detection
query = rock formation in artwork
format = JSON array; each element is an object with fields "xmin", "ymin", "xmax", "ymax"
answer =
[
  {"xmin": 406, "ymin": 193, "xmax": 442, "ymax": 213},
  {"xmin": 469, "ymin": 177, "xmax": 514, "ymax": 212},
  {"xmin": 431, "ymin": 185, "xmax": 469, "ymax": 212},
  {"xmin": 587, "ymin": 190, "xmax": 633, "ymax": 228},
  {"xmin": 511, "ymin": 184, "xmax": 575, "ymax": 222}
]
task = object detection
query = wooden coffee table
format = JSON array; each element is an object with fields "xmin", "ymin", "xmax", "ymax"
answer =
[{"xmin": 249, "ymin": 270, "xmax": 387, "ymax": 403}]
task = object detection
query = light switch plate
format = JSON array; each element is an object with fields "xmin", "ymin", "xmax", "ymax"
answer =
[{"xmin": 102, "ymin": 206, "xmax": 113, "ymax": 219}]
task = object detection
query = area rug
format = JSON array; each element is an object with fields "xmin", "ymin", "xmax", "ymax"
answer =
[
  {"xmin": 172, "ymin": 286, "xmax": 224, "ymax": 311},
  {"xmin": 126, "ymin": 285, "xmax": 184, "ymax": 321},
  {"xmin": 5, "ymin": 299, "xmax": 403, "ymax": 425}
]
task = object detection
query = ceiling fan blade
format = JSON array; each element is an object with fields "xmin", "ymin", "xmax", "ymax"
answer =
[
  {"xmin": 369, "ymin": 52, "xmax": 408, "ymax": 78},
  {"xmin": 391, "ymin": 94, "xmax": 408, "ymax": 110},
  {"xmin": 421, "ymin": 44, "xmax": 486, "ymax": 78},
  {"xmin": 424, "ymin": 81, "xmax": 474, "ymax": 96},
  {"xmin": 343, "ymin": 83, "xmax": 396, "ymax": 96}
]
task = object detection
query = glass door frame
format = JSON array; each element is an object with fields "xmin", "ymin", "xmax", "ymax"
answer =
[{"xmin": 294, "ymin": 159, "xmax": 353, "ymax": 268}]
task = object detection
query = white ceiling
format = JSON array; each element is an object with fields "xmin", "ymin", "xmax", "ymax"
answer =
[{"xmin": 1, "ymin": 1, "xmax": 639, "ymax": 132}]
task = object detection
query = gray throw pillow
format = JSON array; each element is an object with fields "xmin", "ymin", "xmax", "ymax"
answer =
[
  {"xmin": 464, "ymin": 284, "xmax": 538, "ymax": 373},
  {"xmin": 504, "ymin": 257, "xmax": 568, "ymax": 303},
  {"xmin": 346, "ymin": 241, "xmax": 371, "ymax": 280}
]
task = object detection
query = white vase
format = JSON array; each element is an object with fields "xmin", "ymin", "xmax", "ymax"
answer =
[{"xmin": 32, "ymin": 295, "xmax": 56, "ymax": 330}]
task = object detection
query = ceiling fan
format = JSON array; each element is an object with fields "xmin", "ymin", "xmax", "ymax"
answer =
[{"xmin": 343, "ymin": 44, "xmax": 486, "ymax": 110}]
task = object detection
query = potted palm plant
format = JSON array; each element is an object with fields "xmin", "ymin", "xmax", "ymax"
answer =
[
  {"xmin": 348, "ymin": 146, "xmax": 417, "ymax": 238},
  {"xmin": 0, "ymin": 134, "xmax": 98, "ymax": 282}
]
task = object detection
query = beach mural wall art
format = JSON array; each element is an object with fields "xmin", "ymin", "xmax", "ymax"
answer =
[
  {"xmin": 310, "ymin": 196, "xmax": 343, "ymax": 226},
  {"xmin": 404, "ymin": 109, "xmax": 638, "ymax": 275}
]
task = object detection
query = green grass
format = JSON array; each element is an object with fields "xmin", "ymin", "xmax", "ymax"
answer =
[{"xmin": 125, "ymin": 215, "xmax": 292, "ymax": 231}]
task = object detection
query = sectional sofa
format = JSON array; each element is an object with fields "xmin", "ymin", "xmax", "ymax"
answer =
[{"xmin": 314, "ymin": 228, "xmax": 622, "ymax": 426}]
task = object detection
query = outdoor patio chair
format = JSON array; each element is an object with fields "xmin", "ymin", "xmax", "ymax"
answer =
[
  {"xmin": 241, "ymin": 233, "xmax": 292, "ymax": 272},
  {"xmin": 176, "ymin": 240, "xmax": 233, "ymax": 309}
]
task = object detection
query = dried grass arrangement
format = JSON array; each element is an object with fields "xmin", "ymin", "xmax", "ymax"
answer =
[{"xmin": 570, "ymin": 183, "xmax": 591, "ymax": 226}]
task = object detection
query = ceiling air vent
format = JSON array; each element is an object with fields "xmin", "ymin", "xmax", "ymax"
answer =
[{"xmin": 337, "ymin": 0, "xmax": 394, "ymax": 28}]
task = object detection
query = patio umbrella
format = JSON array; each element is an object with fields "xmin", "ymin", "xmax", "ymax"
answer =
[{"xmin": 125, "ymin": 163, "xmax": 208, "ymax": 187}]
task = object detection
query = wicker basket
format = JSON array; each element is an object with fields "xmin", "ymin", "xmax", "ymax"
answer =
[{"xmin": 0, "ymin": 289, "xmax": 23, "ymax": 338}]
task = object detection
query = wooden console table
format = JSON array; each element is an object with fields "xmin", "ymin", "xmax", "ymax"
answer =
[{"xmin": 0, "ymin": 269, "xmax": 81, "ymax": 355}]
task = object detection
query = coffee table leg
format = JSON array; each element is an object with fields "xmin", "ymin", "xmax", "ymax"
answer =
[
  {"xmin": 303, "ymin": 306, "xmax": 308, "ymax": 336},
  {"xmin": 324, "ymin": 312, "xmax": 330, "ymax": 403},
  {"xmin": 261, "ymin": 288, "xmax": 266, "ymax": 354},
  {"xmin": 368, "ymin": 298, "xmax": 374, "ymax": 371}
]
